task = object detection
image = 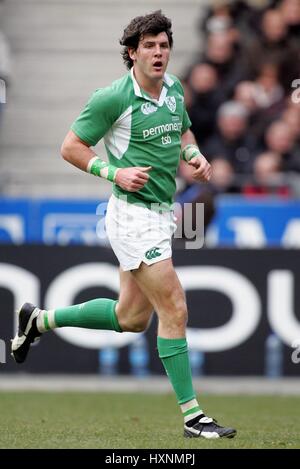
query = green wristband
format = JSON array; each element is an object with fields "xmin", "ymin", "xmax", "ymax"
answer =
[
  {"xmin": 88, "ymin": 157, "xmax": 118, "ymax": 182},
  {"xmin": 181, "ymin": 144, "xmax": 201, "ymax": 162},
  {"xmin": 90, "ymin": 159, "xmax": 109, "ymax": 176},
  {"xmin": 107, "ymin": 165, "xmax": 118, "ymax": 183}
]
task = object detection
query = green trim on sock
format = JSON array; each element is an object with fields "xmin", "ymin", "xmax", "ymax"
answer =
[
  {"xmin": 43, "ymin": 312, "xmax": 50, "ymax": 331},
  {"xmin": 157, "ymin": 336, "xmax": 196, "ymax": 405},
  {"xmin": 183, "ymin": 405, "xmax": 201, "ymax": 417},
  {"xmin": 54, "ymin": 299, "xmax": 122, "ymax": 332}
]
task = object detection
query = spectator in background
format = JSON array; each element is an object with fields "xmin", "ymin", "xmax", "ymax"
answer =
[
  {"xmin": 234, "ymin": 81, "xmax": 258, "ymax": 114},
  {"xmin": 260, "ymin": 7, "xmax": 287, "ymax": 42},
  {"xmin": 247, "ymin": 8, "xmax": 299, "ymax": 91},
  {"xmin": 199, "ymin": 0, "xmax": 234, "ymax": 34},
  {"xmin": 250, "ymin": 62, "xmax": 286, "ymax": 137},
  {"xmin": 234, "ymin": 63, "xmax": 286, "ymax": 138},
  {"xmin": 254, "ymin": 62, "xmax": 284, "ymax": 109},
  {"xmin": 204, "ymin": 101, "xmax": 258, "ymax": 191},
  {"xmin": 248, "ymin": 9, "xmax": 288, "ymax": 68},
  {"xmin": 201, "ymin": 4, "xmax": 240, "ymax": 45},
  {"xmin": 279, "ymin": 0, "xmax": 300, "ymax": 46},
  {"xmin": 199, "ymin": 31, "xmax": 247, "ymax": 98},
  {"xmin": 199, "ymin": 0, "xmax": 268, "ymax": 41},
  {"xmin": 258, "ymin": 120, "xmax": 300, "ymax": 173},
  {"xmin": 185, "ymin": 63, "xmax": 222, "ymax": 146},
  {"xmin": 243, "ymin": 151, "xmax": 290, "ymax": 196},
  {"xmin": 253, "ymin": 63, "xmax": 284, "ymax": 110},
  {"xmin": 253, "ymin": 151, "xmax": 281, "ymax": 183},
  {"xmin": 234, "ymin": 80, "xmax": 264, "ymax": 138}
]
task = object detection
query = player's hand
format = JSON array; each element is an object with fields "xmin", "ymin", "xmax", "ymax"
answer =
[
  {"xmin": 188, "ymin": 155, "xmax": 212, "ymax": 182},
  {"xmin": 114, "ymin": 166, "xmax": 152, "ymax": 192}
]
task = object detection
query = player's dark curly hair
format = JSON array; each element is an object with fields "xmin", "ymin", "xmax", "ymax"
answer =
[{"xmin": 120, "ymin": 10, "xmax": 173, "ymax": 70}]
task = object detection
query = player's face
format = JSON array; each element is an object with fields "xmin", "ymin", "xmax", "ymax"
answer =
[{"xmin": 130, "ymin": 32, "xmax": 171, "ymax": 81}]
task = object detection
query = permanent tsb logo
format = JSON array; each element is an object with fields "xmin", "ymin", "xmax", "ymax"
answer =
[
  {"xmin": 142, "ymin": 122, "xmax": 182, "ymax": 139},
  {"xmin": 145, "ymin": 247, "xmax": 162, "ymax": 260}
]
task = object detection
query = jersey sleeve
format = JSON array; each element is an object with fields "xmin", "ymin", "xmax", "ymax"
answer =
[
  {"xmin": 182, "ymin": 107, "xmax": 192, "ymax": 134},
  {"xmin": 71, "ymin": 88, "xmax": 120, "ymax": 146}
]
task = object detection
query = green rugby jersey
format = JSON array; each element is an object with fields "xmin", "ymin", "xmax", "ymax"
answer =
[{"xmin": 71, "ymin": 68, "xmax": 191, "ymax": 208}]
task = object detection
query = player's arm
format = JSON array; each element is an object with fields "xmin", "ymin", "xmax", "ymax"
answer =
[
  {"xmin": 61, "ymin": 130, "xmax": 151, "ymax": 192},
  {"xmin": 181, "ymin": 129, "xmax": 211, "ymax": 182}
]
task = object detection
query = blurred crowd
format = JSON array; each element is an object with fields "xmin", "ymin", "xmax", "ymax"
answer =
[{"xmin": 178, "ymin": 0, "xmax": 300, "ymax": 208}]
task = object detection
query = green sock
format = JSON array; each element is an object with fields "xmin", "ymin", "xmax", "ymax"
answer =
[
  {"xmin": 157, "ymin": 336, "xmax": 196, "ymax": 405},
  {"xmin": 36, "ymin": 299, "xmax": 122, "ymax": 332}
]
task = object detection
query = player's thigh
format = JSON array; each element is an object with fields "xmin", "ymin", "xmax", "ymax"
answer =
[
  {"xmin": 116, "ymin": 268, "xmax": 153, "ymax": 330},
  {"xmin": 132, "ymin": 259, "xmax": 186, "ymax": 313}
]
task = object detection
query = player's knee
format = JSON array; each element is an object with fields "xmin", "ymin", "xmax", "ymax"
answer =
[
  {"xmin": 172, "ymin": 303, "xmax": 188, "ymax": 329},
  {"xmin": 162, "ymin": 292, "xmax": 187, "ymax": 329},
  {"xmin": 166, "ymin": 291, "xmax": 188, "ymax": 325}
]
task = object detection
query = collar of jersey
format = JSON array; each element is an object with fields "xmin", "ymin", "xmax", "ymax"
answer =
[{"xmin": 130, "ymin": 67, "xmax": 174, "ymax": 107}]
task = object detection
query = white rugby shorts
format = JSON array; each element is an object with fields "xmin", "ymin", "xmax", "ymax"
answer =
[{"xmin": 105, "ymin": 194, "xmax": 177, "ymax": 271}]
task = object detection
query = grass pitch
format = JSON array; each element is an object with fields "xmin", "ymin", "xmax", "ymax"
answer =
[{"xmin": 0, "ymin": 392, "xmax": 299, "ymax": 449}]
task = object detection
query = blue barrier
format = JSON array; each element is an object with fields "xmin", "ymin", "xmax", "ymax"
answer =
[
  {"xmin": 0, "ymin": 196, "xmax": 300, "ymax": 246},
  {"xmin": 209, "ymin": 196, "xmax": 300, "ymax": 247},
  {"xmin": 0, "ymin": 198, "xmax": 31, "ymax": 243},
  {"xmin": 0, "ymin": 198, "xmax": 107, "ymax": 245}
]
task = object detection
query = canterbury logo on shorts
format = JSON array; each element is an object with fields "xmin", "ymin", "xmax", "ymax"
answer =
[{"xmin": 145, "ymin": 247, "xmax": 162, "ymax": 260}]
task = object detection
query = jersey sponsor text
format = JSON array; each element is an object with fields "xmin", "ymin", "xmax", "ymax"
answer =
[{"xmin": 143, "ymin": 121, "xmax": 182, "ymax": 139}]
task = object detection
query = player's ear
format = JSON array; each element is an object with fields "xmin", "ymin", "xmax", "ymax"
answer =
[{"xmin": 128, "ymin": 47, "xmax": 136, "ymax": 62}]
